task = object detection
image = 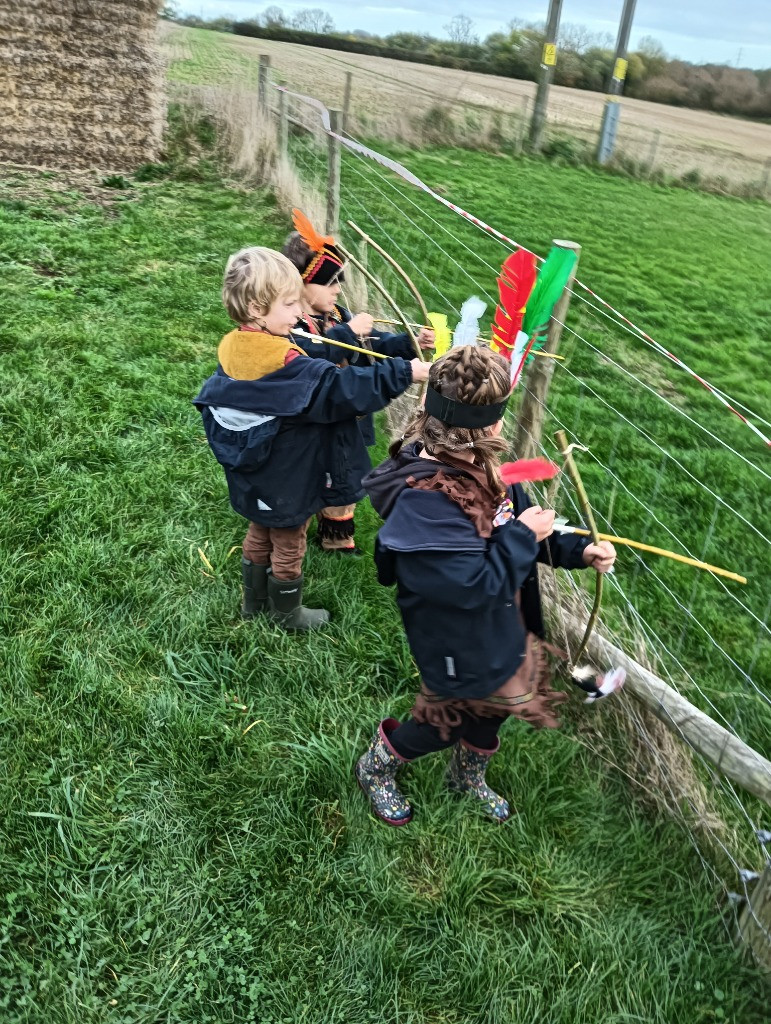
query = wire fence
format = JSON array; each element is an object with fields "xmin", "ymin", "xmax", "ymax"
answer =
[
  {"xmin": 272, "ymin": 77, "xmax": 771, "ymax": 959},
  {"xmin": 254, "ymin": 40, "xmax": 771, "ymax": 198}
]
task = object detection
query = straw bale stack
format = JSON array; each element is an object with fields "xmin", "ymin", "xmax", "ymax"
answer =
[{"xmin": 0, "ymin": 1, "xmax": 165, "ymax": 170}]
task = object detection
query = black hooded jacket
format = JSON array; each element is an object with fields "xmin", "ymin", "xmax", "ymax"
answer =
[
  {"xmin": 294, "ymin": 305, "xmax": 414, "ymax": 446},
  {"xmin": 363, "ymin": 443, "xmax": 591, "ymax": 699},
  {"xmin": 194, "ymin": 353, "xmax": 412, "ymax": 528}
]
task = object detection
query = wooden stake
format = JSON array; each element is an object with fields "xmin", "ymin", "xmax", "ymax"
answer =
[
  {"xmin": 737, "ymin": 862, "xmax": 771, "ymax": 971},
  {"xmin": 342, "ymin": 71, "xmax": 353, "ymax": 133},
  {"xmin": 258, "ymin": 55, "xmax": 271, "ymax": 112},
  {"xmin": 515, "ymin": 240, "xmax": 581, "ymax": 460},
  {"xmin": 326, "ymin": 109, "xmax": 342, "ymax": 236},
  {"xmin": 277, "ymin": 83, "xmax": 288, "ymax": 160}
]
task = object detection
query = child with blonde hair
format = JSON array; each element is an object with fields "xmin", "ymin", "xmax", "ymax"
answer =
[
  {"xmin": 194, "ymin": 246, "xmax": 428, "ymax": 630},
  {"xmin": 356, "ymin": 345, "xmax": 617, "ymax": 823}
]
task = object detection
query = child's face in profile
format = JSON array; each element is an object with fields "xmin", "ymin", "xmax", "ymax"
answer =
[
  {"xmin": 251, "ymin": 291, "xmax": 303, "ymax": 336},
  {"xmin": 304, "ymin": 280, "xmax": 342, "ymax": 314}
]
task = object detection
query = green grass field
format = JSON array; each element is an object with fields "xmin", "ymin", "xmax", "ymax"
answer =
[
  {"xmin": 1, "ymin": 119, "xmax": 770, "ymax": 1021},
  {"xmin": 326, "ymin": 137, "xmax": 771, "ymax": 754},
  {"xmin": 2, "ymin": 31, "xmax": 771, "ymax": 1019}
]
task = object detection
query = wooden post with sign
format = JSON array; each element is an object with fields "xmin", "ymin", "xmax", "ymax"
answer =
[{"xmin": 529, "ymin": 0, "xmax": 563, "ymax": 152}]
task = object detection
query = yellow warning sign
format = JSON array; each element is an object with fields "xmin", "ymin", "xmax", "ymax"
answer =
[
  {"xmin": 613, "ymin": 58, "xmax": 628, "ymax": 81},
  {"xmin": 542, "ymin": 43, "xmax": 557, "ymax": 67}
]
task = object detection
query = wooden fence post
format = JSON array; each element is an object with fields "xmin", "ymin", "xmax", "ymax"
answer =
[
  {"xmin": 277, "ymin": 83, "xmax": 288, "ymax": 160},
  {"xmin": 258, "ymin": 54, "xmax": 271, "ymax": 112},
  {"xmin": 737, "ymin": 861, "xmax": 771, "ymax": 971},
  {"xmin": 518, "ymin": 97, "xmax": 530, "ymax": 154},
  {"xmin": 342, "ymin": 71, "xmax": 353, "ymax": 133},
  {"xmin": 514, "ymin": 239, "xmax": 581, "ymax": 460},
  {"xmin": 647, "ymin": 129, "xmax": 661, "ymax": 176},
  {"xmin": 326, "ymin": 108, "xmax": 342, "ymax": 235},
  {"xmin": 762, "ymin": 157, "xmax": 771, "ymax": 197}
]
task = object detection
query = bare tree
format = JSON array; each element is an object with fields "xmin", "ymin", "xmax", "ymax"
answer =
[
  {"xmin": 292, "ymin": 8, "xmax": 335, "ymax": 34},
  {"xmin": 261, "ymin": 6, "xmax": 288, "ymax": 27},
  {"xmin": 444, "ymin": 14, "xmax": 476, "ymax": 45}
]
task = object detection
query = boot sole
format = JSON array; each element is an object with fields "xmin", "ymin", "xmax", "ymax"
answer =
[
  {"xmin": 241, "ymin": 605, "xmax": 267, "ymax": 620},
  {"xmin": 268, "ymin": 613, "xmax": 331, "ymax": 631},
  {"xmin": 355, "ymin": 769, "xmax": 413, "ymax": 827}
]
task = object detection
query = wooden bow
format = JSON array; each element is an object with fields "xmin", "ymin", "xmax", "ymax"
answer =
[
  {"xmin": 335, "ymin": 242, "xmax": 423, "ymax": 360},
  {"xmin": 555, "ymin": 430, "xmax": 603, "ymax": 667}
]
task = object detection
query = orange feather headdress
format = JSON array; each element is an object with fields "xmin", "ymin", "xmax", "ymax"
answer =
[{"xmin": 291, "ymin": 208, "xmax": 345, "ymax": 285}]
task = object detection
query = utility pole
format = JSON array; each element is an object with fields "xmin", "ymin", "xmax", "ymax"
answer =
[
  {"xmin": 528, "ymin": 0, "xmax": 563, "ymax": 152},
  {"xmin": 596, "ymin": 0, "xmax": 638, "ymax": 164}
]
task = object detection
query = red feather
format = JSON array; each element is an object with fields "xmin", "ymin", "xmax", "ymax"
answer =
[
  {"xmin": 490, "ymin": 250, "xmax": 537, "ymax": 361},
  {"xmin": 500, "ymin": 458, "xmax": 560, "ymax": 484}
]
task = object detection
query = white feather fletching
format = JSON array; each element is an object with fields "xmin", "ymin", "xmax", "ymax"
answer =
[
  {"xmin": 510, "ymin": 330, "xmax": 531, "ymax": 384},
  {"xmin": 452, "ymin": 296, "xmax": 486, "ymax": 348}
]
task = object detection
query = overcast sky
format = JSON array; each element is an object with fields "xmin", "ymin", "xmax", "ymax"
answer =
[{"xmin": 178, "ymin": 1, "xmax": 771, "ymax": 67}]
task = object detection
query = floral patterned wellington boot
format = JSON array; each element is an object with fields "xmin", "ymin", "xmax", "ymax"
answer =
[
  {"xmin": 355, "ymin": 718, "xmax": 413, "ymax": 826},
  {"xmin": 446, "ymin": 738, "xmax": 511, "ymax": 822}
]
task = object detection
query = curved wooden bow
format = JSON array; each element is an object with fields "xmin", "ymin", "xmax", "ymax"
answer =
[
  {"xmin": 555, "ymin": 430, "xmax": 603, "ymax": 667},
  {"xmin": 335, "ymin": 242, "xmax": 423, "ymax": 359},
  {"xmin": 346, "ymin": 219, "xmax": 430, "ymax": 329}
]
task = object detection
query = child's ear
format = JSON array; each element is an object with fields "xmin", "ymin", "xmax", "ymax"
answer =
[
  {"xmin": 246, "ymin": 298, "xmax": 267, "ymax": 320},
  {"xmin": 488, "ymin": 420, "xmax": 504, "ymax": 438}
]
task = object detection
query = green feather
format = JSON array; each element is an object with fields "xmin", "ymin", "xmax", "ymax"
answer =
[{"xmin": 521, "ymin": 246, "xmax": 578, "ymax": 345}]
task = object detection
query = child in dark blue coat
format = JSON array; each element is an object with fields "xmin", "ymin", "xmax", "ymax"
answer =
[
  {"xmin": 282, "ymin": 211, "xmax": 434, "ymax": 554},
  {"xmin": 356, "ymin": 345, "xmax": 617, "ymax": 824},
  {"xmin": 193, "ymin": 246, "xmax": 429, "ymax": 630}
]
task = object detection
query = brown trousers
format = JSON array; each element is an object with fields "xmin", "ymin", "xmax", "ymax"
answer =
[{"xmin": 243, "ymin": 520, "xmax": 309, "ymax": 581}]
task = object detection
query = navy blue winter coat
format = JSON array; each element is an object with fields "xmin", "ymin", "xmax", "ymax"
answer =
[
  {"xmin": 194, "ymin": 351, "xmax": 413, "ymax": 528},
  {"xmin": 364, "ymin": 443, "xmax": 591, "ymax": 699},
  {"xmin": 294, "ymin": 306, "xmax": 414, "ymax": 445}
]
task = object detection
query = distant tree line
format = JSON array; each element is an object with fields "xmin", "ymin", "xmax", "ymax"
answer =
[{"xmin": 168, "ymin": 7, "xmax": 771, "ymax": 119}]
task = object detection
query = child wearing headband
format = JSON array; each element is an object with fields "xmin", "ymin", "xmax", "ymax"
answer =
[
  {"xmin": 356, "ymin": 345, "xmax": 616, "ymax": 825},
  {"xmin": 282, "ymin": 210, "xmax": 434, "ymax": 555}
]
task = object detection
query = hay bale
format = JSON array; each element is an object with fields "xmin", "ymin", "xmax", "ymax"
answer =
[{"xmin": 0, "ymin": 0, "xmax": 165, "ymax": 171}]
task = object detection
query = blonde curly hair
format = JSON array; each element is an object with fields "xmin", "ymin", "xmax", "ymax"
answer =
[{"xmin": 222, "ymin": 246, "xmax": 302, "ymax": 324}]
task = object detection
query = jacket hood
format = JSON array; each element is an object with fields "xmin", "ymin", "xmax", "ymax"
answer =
[{"xmin": 363, "ymin": 441, "xmax": 464, "ymax": 519}]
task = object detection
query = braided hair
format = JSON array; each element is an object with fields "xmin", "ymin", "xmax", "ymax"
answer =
[{"xmin": 391, "ymin": 346, "xmax": 511, "ymax": 493}]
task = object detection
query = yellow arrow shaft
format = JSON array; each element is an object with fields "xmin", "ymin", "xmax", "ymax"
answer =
[{"xmin": 568, "ymin": 528, "xmax": 747, "ymax": 584}]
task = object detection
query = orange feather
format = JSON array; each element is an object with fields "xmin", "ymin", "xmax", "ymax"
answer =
[{"xmin": 292, "ymin": 208, "xmax": 335, "ymax": 254}]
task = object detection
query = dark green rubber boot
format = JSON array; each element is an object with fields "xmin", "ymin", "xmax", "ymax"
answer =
[
  {"xmin": 241, "ymin": 558, "xmax": 269, "ymax": 619},
  {"xmin": 267, "ymin": 573, "xmax": 330, "ymax": 631}
]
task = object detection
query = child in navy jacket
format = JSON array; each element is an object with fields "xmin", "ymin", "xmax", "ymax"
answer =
[
  {"xmin": 193, "ymin": 246, "xmax": 429, "ymax": 630},
  {"xmin": 281, "ymin": 211, "xmax": 434, "ymax": 554},
  {"xmin": 356, "ymin": 345, "xmax": 617, "ymax": 824}
]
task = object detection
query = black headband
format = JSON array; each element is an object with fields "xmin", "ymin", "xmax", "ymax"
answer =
[
  {"xmin": 302, "ymin": 245, "xmax": 345, "ymax": 286},
  {"xmin": 424, "ymin": 384, "xmax": 509, "ymax": 428}
]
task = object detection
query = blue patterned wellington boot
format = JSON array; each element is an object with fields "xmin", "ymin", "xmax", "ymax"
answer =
[
  {"xmin": 446, "ymin": 738, "xmax": 511, "ymax": 822},
  {"xmin": 355, "ymin": 718, "xmax": 413, "ymax": 826}
]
